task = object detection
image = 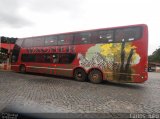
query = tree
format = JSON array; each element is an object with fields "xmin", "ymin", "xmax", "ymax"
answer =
[{"xmin": 148, "ymin": 47, "xmax": 160, "ymax": 63}]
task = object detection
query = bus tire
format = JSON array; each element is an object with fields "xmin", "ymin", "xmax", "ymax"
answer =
[
  {"xmin": 74, "ymin": 68, "xmax": 86, "ymax": 82},
  {"xmin": 19, "ymin": 65, "xmax": 26, "ymax": 73},
  {"xmin": 88, "ymin": 69, "xmax": 103, "ymax": 84}
]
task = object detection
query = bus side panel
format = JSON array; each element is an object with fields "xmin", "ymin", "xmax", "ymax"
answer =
[{"xmin": 11, "ymin": 64, "xmax": 19, "ymax": 72}]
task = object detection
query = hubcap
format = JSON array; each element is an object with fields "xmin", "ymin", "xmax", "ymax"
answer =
[
  {"xmin": 21, "ymin": 67, "xmax": 25, "ymax": 72},
  {"xmin": 77, "ymin": 72, "xmax": 82, "ymax": 78},
  {"xmin": 92, "ymin": 74, "xmax": 98, "ymax": 80}
]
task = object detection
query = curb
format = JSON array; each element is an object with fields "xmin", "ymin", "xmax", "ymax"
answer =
[{"xmin": 0, "ymin": 69, "xmax": 12, "ymax": 72}]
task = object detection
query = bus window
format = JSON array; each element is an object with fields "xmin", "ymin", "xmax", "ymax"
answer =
[
  {"xmin": 115, "ymin": 26, "xmax": 142, "ymax": 42},
  {"xmin": 91, "ymin": 30, "xmax": 114, "ymax": 44},
  {"xmin": 35, "ymin": 54, "xmax": 44, "ymax": 63},
  {"xmin": 52, "ymin": 54, "xmax": 59, "ymax": 63},
  {"xmin": 33, "ymin": 37, "xmax": 45, "ymax": 47},
  {"xmin": 58, "ymin": 34, "xmax": 73, "ymax": 45},
  {"xmin": 98, "ymin": 30, "xmax": 114, "ymax": 43},
  {"xmin": 22, "ymin": 38, "xmax": 33, "ymax": 48},
  {"xmin": 90, "ymin": 31, "xmax": 99, "ymax": 43},
  {"xmin": 21, "ymin": 54, "xmax": 35, "ymax": 62},
  {"xmin": 59, "ymin": 54, "xmax": 76, "ymax": 64},
  {"xmin": 74, "ymin": 32, "xmax": 91, "ymax": 44},
  {"xmin": 44, "ymin": 54, "xmax": 51, "ymax": 63},
  {"xmin": 45, "ymin": 36, "xmax": 58, "ymax": 46}
]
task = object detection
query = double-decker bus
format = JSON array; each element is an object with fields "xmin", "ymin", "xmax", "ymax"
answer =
[{"xmin": 11, "ymin": 24, "xmax": 148, "ymax": 83}]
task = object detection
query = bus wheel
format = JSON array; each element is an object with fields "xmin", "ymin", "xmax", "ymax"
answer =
[
  {"xmin": 88, "ymin": 69, "xmax": 102, "ymax": 84},
  {"xmin": 74, "ymin": 68, "xmax": 86, "ymax": 82},
  {"xmin": 19, "ymin": 65, "xmax": 26, "ymax": 73}
]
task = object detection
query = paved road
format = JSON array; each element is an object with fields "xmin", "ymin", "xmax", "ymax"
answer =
[{"xmin": 0, "ymin": 71, "xmax": 160, "ymax": 117}]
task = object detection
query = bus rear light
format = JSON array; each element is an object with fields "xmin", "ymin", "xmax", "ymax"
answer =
[
  {"xmin": 145, "ymin": 63, "xmax": 148, "ymax": 72},
  {"xmin": 145, "ymin": 67, "xmax": 148, "ymax": 72}
]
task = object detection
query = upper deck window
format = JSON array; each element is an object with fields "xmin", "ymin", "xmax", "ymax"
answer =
[
  {"xmin": 22, "ymin": 38, "xmax": 33, "ymax": 48},
  {"xmin": 45, "ymin": 36, "xmax": 58, "ymax": 46},
  {"xmin": 74, "ymin": 32, "xmax": 91, "ymax": 44},
  {"xmin": 115, "ymin": 26, "xmax": 142, "ymax": 42},
  {"xmin": 90, "ymin": 30, "xmax": 114, "ymax": 43},
  {"xmin": 20, "ymin": 26, "xmax": 143, "ymax": 48},
  {"xmin": 32, "ymin": 37, "xmax": 45, "ymax": 47},
  {"xmin": 58, "ymin": 34, "xmax": 73, "ymax": 45},
  {"xmin": 98, "ymin": 30, "xmax": 114, "ymax": 43}
]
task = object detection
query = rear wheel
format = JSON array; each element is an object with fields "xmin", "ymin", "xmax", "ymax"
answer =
[
  {"xmin": 74, "ymin": 68, "xmax": 86, "ymax": 82},
  {"xmin": 19, "ymin": 65, "xmax": 26, "ymax": 73},
  {"xmin": 88, "ymin": 69, "xmax": 103, "ymax": 84}
]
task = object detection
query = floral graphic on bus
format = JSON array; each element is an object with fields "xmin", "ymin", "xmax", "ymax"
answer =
[{"xmin": 78, "ymin": 42, "xmax": 141, "ymax": 81}]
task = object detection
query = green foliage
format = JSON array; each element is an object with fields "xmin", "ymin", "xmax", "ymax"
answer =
[
  {"xmin": 1, "ymin": 36, "xmax": 17, "ymax": 44},
  {"xmin": 0, "ymin": 48, "xmax": 8, "ymax": 63},
  {"xmin": 149, "ymin": 47, "xmax": 160, "ymax": 63}
]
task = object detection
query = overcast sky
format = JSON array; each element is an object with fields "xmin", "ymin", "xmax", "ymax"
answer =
[{"xmin": 0, "ymin": 0, "xmax": 159, "ymax": 55}]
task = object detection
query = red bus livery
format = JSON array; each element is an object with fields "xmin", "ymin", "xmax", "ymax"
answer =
[{"xmin": 11, "ymin": 24, "xmax": 148, "ymax": 83}]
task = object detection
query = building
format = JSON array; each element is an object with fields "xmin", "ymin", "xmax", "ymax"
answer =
[{"xmin": 0, "ymin": 37, "xmax": 17, "ymax": 70}]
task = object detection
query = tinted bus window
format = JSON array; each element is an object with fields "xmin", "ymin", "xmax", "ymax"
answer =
[
  {"xmin": 35, "ymin": 54, "xmax": 44, "ymax": 63},
  {"xmin": 33, "ymin": 37, "xmax": 44, "ymax": 47},
  {"xmin": 74, "ymin": 32, "xmax": 91, "ymax": 44},
  {"xmin": 51, "ymin": 54, "xmax": 59, "ymax": 63},
  {"xmin": 58, "ymin": 34, "xmax": 73, "ymax": 45},
  {"xmin": 21, "ymin": 54, "xmax": 35, "ymax": 62},
  {"xmin": 59, "ymin": 54, "xmax": 76, "ymax": 64},
  {"xmin": 22, "ymin": 38, "xmax": 33, "ymax": 48},
  {"xmin": 90, "ymin": 30, "xmax": 114, "ymax": 43},
  {"xmin": 35, "ymin": 54, "xmax": 51, "ymax": 63},
  {"xmin": 44, "ymin": 54, "xmax": 51, "ymax": 63},
  {"xmin": 98, "ymin": 30, "xmax": 114, "ymax": 43},
  {"xmin": 45, "ymin": 36, "xmax": 58, "ymax": 46},
  {"xmin": 50, "ymin": 53, "xmax": 76, "ymax": 64},
  {"xmin": 115, "ymin": 26, "xmax": 142, "ymax": 42},
  {"xmin": 22, "ymin": 54, "xmax": 51, "ymax": 63},
  {"xmin": 21, "ymin": 53, "xmax": 75, "ymax": 64},
  {"xmin": 90, "ymin": 31, "xmax": 99, "ymax": 43}
]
